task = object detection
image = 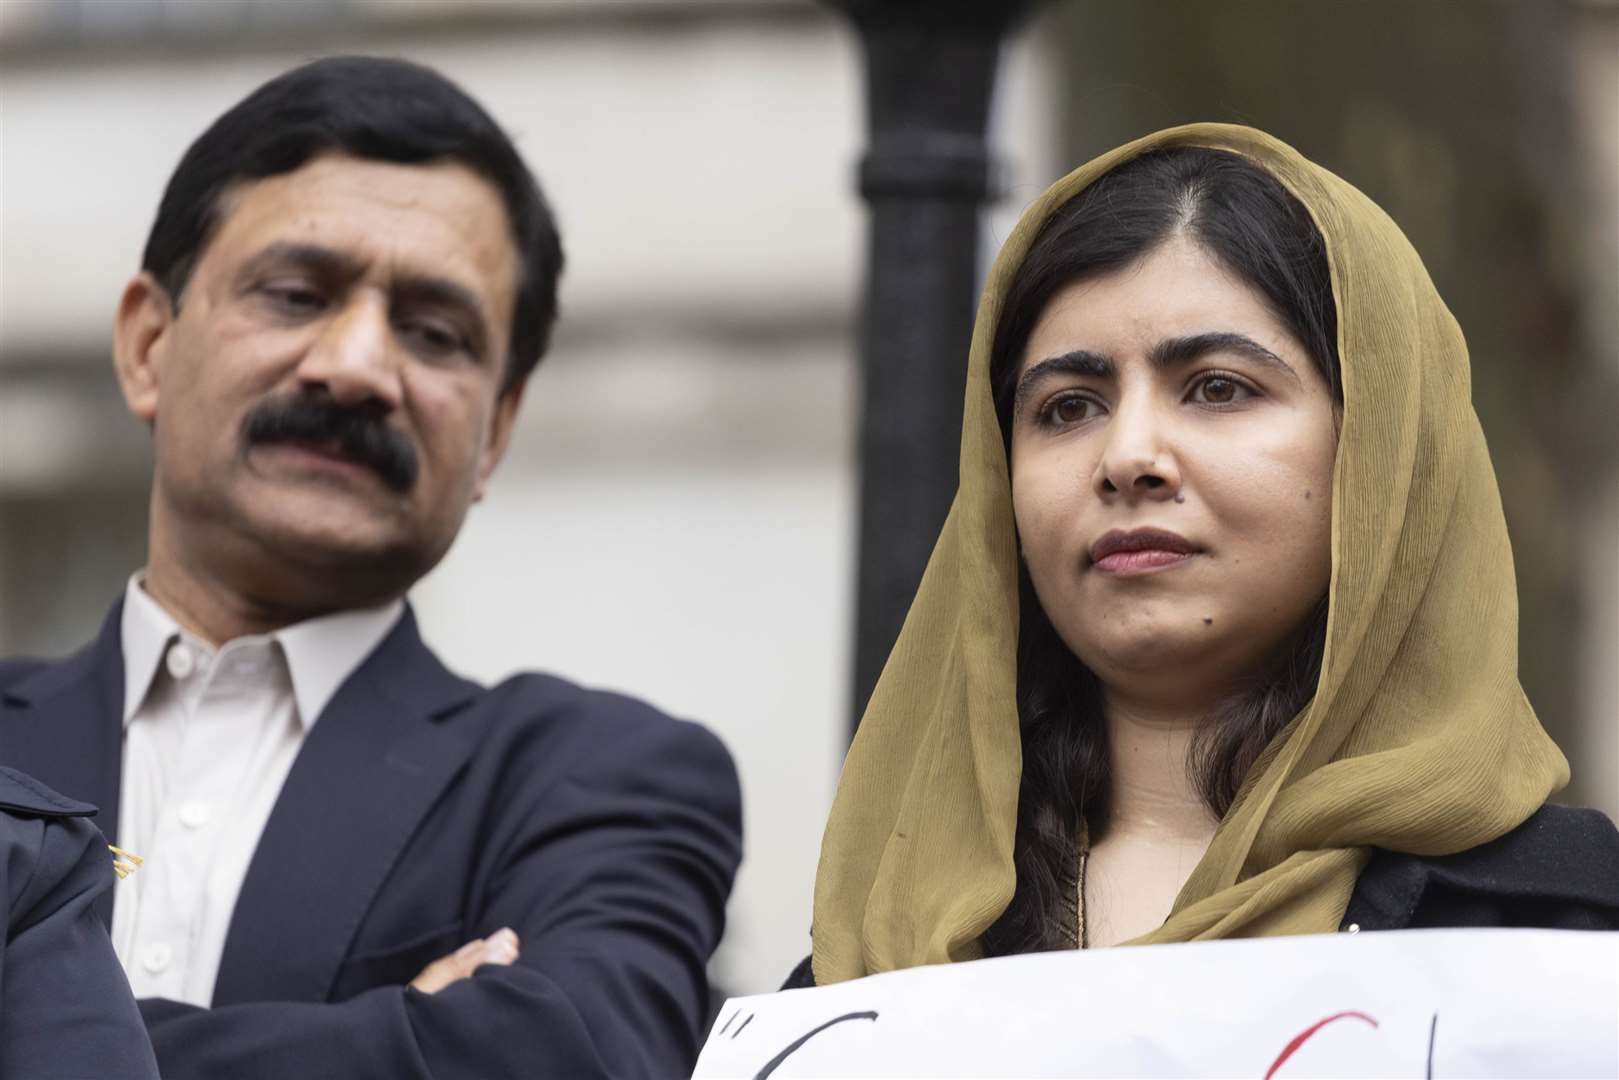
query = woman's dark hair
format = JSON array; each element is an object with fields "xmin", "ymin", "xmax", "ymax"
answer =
[
  {"xmin": 980, "ymin": 146, "xmax": 1340, "ymax": 956},
  {"xmin": 141, "ymin": 55, "xmax": 563, "ymax": 393}
]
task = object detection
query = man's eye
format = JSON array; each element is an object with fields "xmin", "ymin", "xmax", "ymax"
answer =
[
  {"xmin": 399, "ymin": 319, "xmax": 466, "ymax": 356},
  {"xmin": 1189, "ymin": 374, "xmax": 1256, "ymax": 405},
  {"xmin": 261, "ymin": 284, "xmax": 325, "ymax": 312}
]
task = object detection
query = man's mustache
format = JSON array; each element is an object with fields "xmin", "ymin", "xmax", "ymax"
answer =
[{"xmin": 241, "ymin": 394, "xmax": 419, "ymax": 494}]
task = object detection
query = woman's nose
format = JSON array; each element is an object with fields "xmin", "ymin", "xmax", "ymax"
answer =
[{"xmin": 1093, "ymin": 398, "xmax": 1182, "ymax": 501}]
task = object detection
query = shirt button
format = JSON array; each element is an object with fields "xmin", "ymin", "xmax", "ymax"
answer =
[
  {"xmin": 1345, "ymin": 923, "xmax": 1361, "ymax": 934},
  {"xmin": 165, "ymin": 644, "xmax": 196, "ymax": 680},
  {"xmin": 178, "ymin": 800, "xmax": 212, "ymax": 829},
  {"xmin": 142, "ymin": 942, "xmax": 173, "ymax": 973}
]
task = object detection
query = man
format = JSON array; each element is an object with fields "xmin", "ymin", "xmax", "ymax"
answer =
[{"xmin": 0, "ymin": 56, "xmax": 742, "ymax": 1079}]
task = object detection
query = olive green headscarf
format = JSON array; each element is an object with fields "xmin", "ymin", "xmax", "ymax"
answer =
[{"xmin": 811, "ymin": 123, "xmax": 1569, "ymax": 984}]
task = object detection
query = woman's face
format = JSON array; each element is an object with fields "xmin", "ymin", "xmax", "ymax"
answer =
[{"xmin": 1008, "ymin": 235, "xmax": 1338, "ymax": 711}]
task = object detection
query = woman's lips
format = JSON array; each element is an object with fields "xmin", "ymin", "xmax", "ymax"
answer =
[
  {"xmin": 1088, "ymin": 528, "xmax": 1202, "ymax": 577},
  {"xmin": 1092, "ymin": 549, "xmax": 1197, "ymax": 576}
]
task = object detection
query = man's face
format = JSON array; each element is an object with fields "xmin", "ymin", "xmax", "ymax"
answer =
[{"xmin": 115, "ymin": 154, "xmax": 523, "ymax": 596}]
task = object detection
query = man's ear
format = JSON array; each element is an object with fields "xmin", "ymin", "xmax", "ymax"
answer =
[
  {"xmin": 473, "ymin": 376, "xmax": 528, "ymax": 502},
  {"xmin": 112, "ymin": 272, "xmax": 177, "ymax": 424}
]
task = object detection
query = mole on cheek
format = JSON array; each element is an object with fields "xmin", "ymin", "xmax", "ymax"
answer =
[
  {"xmin": 1202, "ymin": 617, "xmax": 1214, "ymax": 626},
  {"xmin": 1304, "ymin": 490, "xmax": 1312, "ymax": 500}
]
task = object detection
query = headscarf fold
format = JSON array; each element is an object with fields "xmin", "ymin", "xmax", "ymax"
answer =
[{"xmin": 812, "ymin": 123, "xmax": 1568, "ymax": 983}]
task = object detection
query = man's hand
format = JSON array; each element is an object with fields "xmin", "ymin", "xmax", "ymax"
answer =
[{"xmin": 409, "ymin": 928, "xmax": 520, "ymax": 994}]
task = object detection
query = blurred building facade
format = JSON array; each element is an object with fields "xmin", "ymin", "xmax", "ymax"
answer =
[
  {"xmin": 1, "ymin": 0, "xmax": 1612, "ymax": 997},
  {"xmin": 0, "ymin": 0, "xmax": 1059, "ymax": 994}
]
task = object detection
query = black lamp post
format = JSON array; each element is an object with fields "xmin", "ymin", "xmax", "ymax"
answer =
[{"xmin": 826, "ymin": 0, "xmax": 1040, "ymax": 734}]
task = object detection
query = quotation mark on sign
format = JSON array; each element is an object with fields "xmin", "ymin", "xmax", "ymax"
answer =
[
  {"xmin": 718, "ymin": 1009, "xmax": 755, "ymax": 1039},
  {"xmin": 718, "ymin": 1007, "xmax": 882, "ymax": 1080}
]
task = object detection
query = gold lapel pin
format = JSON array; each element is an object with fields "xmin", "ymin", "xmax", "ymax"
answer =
[{"xmin": 109, "ymin": 845, "xmax": 145, "ymax": 880}]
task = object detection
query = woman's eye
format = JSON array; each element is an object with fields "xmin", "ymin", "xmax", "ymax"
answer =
[
  {"xmin": 1042, "ymin": 394, "xmax": 1100, "ymax": 425},
  {"xmin": 1190, "ymin": 375, "xmax": 1255, "ymax": 405}
]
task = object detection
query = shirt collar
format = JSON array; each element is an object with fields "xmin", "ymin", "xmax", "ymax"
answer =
[
  {"xmin": 119, "ymin": 573, "xmax": 404, "ymax": 730},
  {"xmin": 120, "ymin": 574, "xmax": 179, "ymax": 727},
  {"xmin": 274, "ymin": 599, "xmax": 404, "ymax": 728}
]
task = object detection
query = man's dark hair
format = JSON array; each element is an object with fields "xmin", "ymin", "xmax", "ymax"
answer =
[
  {"xmin": 981, "ymin": 146, "xmax": 1340, "ymax": 956},
  {"xmin": 142, "ymin": 55, "xmax": 563, "ymax": 393}
]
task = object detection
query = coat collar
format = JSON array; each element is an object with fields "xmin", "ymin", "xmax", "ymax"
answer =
[
  {"xmin": 211, "ymin": 605, "xmax": 481, "ymax": 1004},
  {"xmin": 2, "ymin": 599, "xmax": 483, "ymax": 1004}
]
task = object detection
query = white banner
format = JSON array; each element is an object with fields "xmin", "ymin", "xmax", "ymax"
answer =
[{"xmin": 695, "ymin": 929, "xmax": 1618, "ymax": 1079}]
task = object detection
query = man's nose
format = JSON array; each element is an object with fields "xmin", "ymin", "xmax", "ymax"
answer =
[
  {"xmin": 1092, "ymin": 395, "xmax": 1183, "ymax": 501},
  {"xmin": 295, "ymin": 295, "xmax": 403, "ymax": 411}
]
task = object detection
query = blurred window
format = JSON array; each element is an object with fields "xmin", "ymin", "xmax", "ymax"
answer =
[{"xmin": 0, "ymin": 0, "xmax": 357, "ymax": 44}]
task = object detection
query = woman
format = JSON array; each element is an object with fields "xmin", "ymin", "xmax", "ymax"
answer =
[{"xmin": 799, "ymin": 123, "xmax": 1619, "ymax": 986}]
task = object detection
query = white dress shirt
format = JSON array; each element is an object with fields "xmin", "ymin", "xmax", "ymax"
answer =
[{"xmin": 111, "ymin": 575, "xmax": 403, "ymax": 1007}]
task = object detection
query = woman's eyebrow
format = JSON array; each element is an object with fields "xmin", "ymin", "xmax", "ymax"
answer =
[
  {"xmin": 1013, "ymin": 350, "xmax": 1112, "ymax": 411},
  {"xmin": 1149, "ymin": 331, "xmax": 1301, "ymax": 383}
]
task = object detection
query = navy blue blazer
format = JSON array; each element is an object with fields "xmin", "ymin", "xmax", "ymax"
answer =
[
  {"xmin": 1, "ymin": 602, "xmax": 743, "ymax": 1079},
  {"xmin": 0, "ymin": 767, "xmax": 160, "ymax": 1079}
]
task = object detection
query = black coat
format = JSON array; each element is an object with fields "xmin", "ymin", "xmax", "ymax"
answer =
[
  {"xmin": 782, "ymin": 804, "xmax": 1619, "ymax": 990},
  {"xmin": 1343, "ymin": 803, "xmax": 1619, "ymax": 931},
  {"xmin": 0, "ymin": 766, "xmax": 160, "ymax": 1080},
  {"xmin": 2, "ymin": 601, "xmax": 743, "ymax": 1080}
]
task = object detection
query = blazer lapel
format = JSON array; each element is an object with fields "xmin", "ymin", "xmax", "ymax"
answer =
[
  {"xmin": 0, "ymin": 604, "xmax": 126, "ymax": 925},
  {"xmin": 210, "ymin": 606, "xmax": 481, "ymax": 1006}
]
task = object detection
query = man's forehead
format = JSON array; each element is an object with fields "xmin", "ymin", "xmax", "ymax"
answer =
[
  {"xmin": 202, "ymin": 154, "xmax": 519, "ymax": 307},
  {"xmin": 212, "ymin": 153, "xmax": 508, "ymax": 241}
]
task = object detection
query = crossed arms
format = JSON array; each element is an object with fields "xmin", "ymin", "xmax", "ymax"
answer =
[{"xmin": 136, "ymin": 698, "xmax": 743, "ymax": 1080}]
